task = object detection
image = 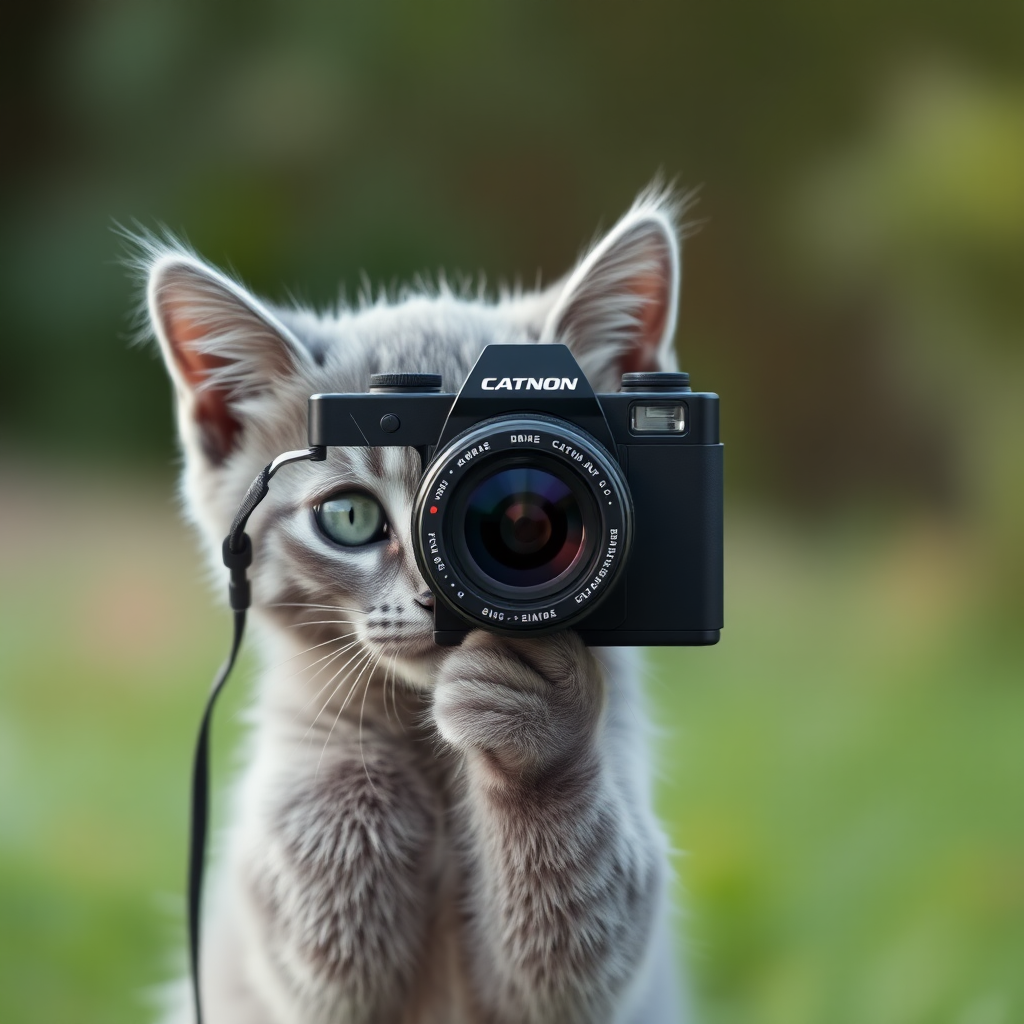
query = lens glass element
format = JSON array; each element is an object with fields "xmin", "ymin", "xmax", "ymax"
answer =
[{"xmin": 462, "ymin": 465, "xmax": 586, "ymax": 589}]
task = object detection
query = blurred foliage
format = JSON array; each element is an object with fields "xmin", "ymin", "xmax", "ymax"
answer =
[
  {"xmin": 2, "ymin": 0, "xmax": 1022, "ymax": 516},
  {"xmin": 1, "ymin": 2, "xmax": 1023, "ymax": 1024}
]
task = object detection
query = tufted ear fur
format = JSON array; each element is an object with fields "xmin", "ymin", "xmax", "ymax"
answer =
[
  {"xmin": 540, "ymin": 191, "xmax": 683, "ymax": 392},
  {"xmin": 146, "ymin": 253, "xmax": 313, "ymax": 465}
]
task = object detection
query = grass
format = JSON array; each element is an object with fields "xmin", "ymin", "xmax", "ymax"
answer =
[
  {"xmin": 650, "ymin": 520, "xmax": 1024, "ymax": 1024},
  {"xmin": 1, "ymin": 468, "xmax": 1021, "ymax": 1024}
]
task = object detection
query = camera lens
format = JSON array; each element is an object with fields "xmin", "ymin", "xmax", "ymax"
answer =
[
  {"xmin": 461, "ymin": 464, "xmax": 587, "ymax": 589},
  {"xmin": 413, "ymin": 415, "xmax": 632, "ymax": 633}
]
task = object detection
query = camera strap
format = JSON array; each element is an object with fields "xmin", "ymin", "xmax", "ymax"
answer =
[{"xmin": 188, "ymin": 446, "xmax": 325, "ymax": 1024}]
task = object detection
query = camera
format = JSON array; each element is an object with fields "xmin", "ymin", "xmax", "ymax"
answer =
[{"xmin": 308, "ymin": 344, "xmax": 722, "ymax": 646}]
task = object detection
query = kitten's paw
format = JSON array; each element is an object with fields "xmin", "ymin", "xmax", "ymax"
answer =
[{"xmin": 432, "ymin": 631, "xmax": 604, "ymax": 775}]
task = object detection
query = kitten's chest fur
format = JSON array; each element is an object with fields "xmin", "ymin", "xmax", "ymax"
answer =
[
  {"xmin": 379, "ymin": 723, "xmax": 475, "ymax": 1024},
  {"xmin": 246, "ymin": 669, "xmax": 484, "ymax": 1017}
]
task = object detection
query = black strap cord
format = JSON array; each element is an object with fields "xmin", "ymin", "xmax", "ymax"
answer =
[
  {"xmin": 187, "ymin": 446, "xmax": 325, "ymax": 1024},
  {"xmin": 187, "ymin": 605, "xmax": 244, "ymax": 1024}
]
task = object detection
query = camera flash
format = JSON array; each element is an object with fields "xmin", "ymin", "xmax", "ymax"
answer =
[{"xmin": 630, "ymin": 403, "xmax": 687, "ymax": 433}]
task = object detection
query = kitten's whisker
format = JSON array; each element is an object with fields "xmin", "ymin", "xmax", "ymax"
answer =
[
  {"xmin": 334, "ymin": 648, "xmax": 376, "ymax": 719},
  {"xmin": 302, "ymin": 670, "xmax": 354, "ymax": 747},
  {"xmin": 386, "ymin": 654, "xmax": 402, "ymax": 728},
  {"xmin": 286, "ymin": 619, "xmax": 359, "ymax": 628},
  {"xmin": 313, "ymin": 648, "xmax": 377, "ymax": 779},
  {"xmin": 622, "ymin": 693, "xmax": 644, "ymax": 733},
  {"xmin": 289, "ymin": 638, "xmax": 364, "ymax": 700},
  {"xmin": 389, "ymin": 655, "xmax": 400, "ymax": 722},
  {"xmin": 280, "ymin": 634, "xmax": 359, "ymax": 680},
  {"xmin": 292, "ymin": 641, "xmax": 368, "ymax": 714},
  {"xmin": 303, "ymin": 635, "xmax": 360, "ymax": 668},
  {"xmin": 269, "ymin": 631, "xmax": 359, "ymax": 672},
  {"xmin": 305, "ymin": 652, "xmax": 368, "ymax": 738},
  {"xmin": 388, "ymin": 655, "xmax": 405, "ymax": 732},
  {"xmin": 304, "ymin": 644, "xmax": 373, "ymax": 740},
  {"xmin": 358, "ymin": 652, "xmax": 385, "ymax": 795},
  {"xmin": 269, "ymin": 602, "xmax": 365, "ymax": 613},
  {"xmin": 317, "ymin": 647, "xmax": 378, "ymax": 779},
  {"xmin": 381, "ymin": 653, "xmax": 393, "ymax": 724}
]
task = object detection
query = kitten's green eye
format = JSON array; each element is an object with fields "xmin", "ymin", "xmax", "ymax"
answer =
[{"xmin": 315, "ymin": 492, "xmax": 387, "ymax": 546}]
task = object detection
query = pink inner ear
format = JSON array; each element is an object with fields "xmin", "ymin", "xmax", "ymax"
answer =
[
  {"xmin": 161, "ymin": 296, "xmax": 242, "ymax": 463},
  {"xmin": 621, "ymin": 269, "xmax": 671, "ymax": 375}
]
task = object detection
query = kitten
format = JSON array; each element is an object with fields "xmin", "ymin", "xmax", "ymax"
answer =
[{"xmin": 142, "ymin": 188, "xmax": 689, "ymax": 1024}]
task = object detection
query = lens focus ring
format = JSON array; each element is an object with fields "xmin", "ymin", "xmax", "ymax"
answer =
[{"xmin": 413, "ymin": 416, "xmax": 632, "ymax": 634}]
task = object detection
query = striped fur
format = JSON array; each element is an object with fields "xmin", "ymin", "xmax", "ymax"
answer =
[{"xmin": 141, "ymin": 188, "xmax": 690, "ymax": 1023}]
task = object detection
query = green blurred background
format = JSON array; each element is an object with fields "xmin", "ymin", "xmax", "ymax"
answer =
[{"xmin": 1, "ymin": 3, "xmax": 1022, "ymax": 1023}]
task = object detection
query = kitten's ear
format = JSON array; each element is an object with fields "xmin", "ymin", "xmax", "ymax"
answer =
[
  {"xmin": 541, "ymin": 192, "xmax": 682, "ymax": 391},
  {"xmin": 146, "ymin": 253, "xmax": 312, "ymax": 465}
]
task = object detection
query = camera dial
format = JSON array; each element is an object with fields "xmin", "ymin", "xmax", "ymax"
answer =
[{"xmin": 413, "ymin": 415, "xmax": 632, "ymax": 634}]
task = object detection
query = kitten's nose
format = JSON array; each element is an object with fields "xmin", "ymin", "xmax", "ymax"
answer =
[{"xmin": 414, "ymin": 590, "xmax": 435, "ymax": 611}]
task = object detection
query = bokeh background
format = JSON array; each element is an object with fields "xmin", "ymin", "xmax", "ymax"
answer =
[{"xmin": 2, "ymin": 3, "xmax": 1023, "ymax": 1023}]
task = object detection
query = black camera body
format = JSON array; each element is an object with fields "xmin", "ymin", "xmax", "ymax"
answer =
[{"xmin": 308, "ymin": 344, "xmax": 722, "ymax": 646}]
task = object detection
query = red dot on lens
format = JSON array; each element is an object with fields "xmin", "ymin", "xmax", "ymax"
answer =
[{"xmin": 430, "ymin": 506, "xmax": 438, "ymax": 514}]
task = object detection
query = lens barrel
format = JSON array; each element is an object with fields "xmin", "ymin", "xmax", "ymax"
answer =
[{"xmin": 413, "ymin": 415, "xmax": 632, "ymax": 634}]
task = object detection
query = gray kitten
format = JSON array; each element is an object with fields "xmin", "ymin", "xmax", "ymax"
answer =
[{"xmin": 143, "ymin": 188, "xmax": 688, "ymax": 1024}]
